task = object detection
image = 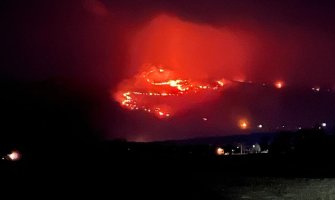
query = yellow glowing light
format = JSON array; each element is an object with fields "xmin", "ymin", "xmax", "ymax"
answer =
[
  {"xmin": 274, "ymin": 81, "xmax": 284, "ymax": 89},
  {"xmin": 239, "ymin": 120, "xmax": 248, "ymax": 129},
  {"xmin": 169, "ymin": 80, "xmax": 178, "ymax": 87},
  {"xmin": 217, "ymin": 80, "xmax": 225, "ymax": 86},
  {"xmin": 216, "ymin": 147, "xmax": 225, "ymax": 156},
  {"xmin": 7, "ymin": 150, "xmax": 20, "ymax": 161}
]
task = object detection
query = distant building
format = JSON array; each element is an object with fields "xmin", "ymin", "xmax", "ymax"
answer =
[{"xmin": 251, "ymin": 143, "xmax": 261, "ymax": 153}]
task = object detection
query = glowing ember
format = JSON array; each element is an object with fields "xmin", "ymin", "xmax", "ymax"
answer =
[
  {"xmin": 7, "ymin": 150, "xmax": 21, "ymax": 161},
  {"xmin": 274, "ymin": 81, "xmax": 284, "ymax": 89},
  {"xmin": 216, "ymin": 147, "xmax": 225, "ymax": 155},
  {"xmin": 239, "ymin": 119, "xmax": 248, "ymax": 129},
  {"xmin": 312, "ymin": 87, "xmax": 320, "ymax": 92},
  {"xmin": 115, "ymin": 64, "xmax": 230, "ymax": 118}
]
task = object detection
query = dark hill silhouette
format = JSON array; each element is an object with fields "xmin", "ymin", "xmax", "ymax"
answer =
[
  {"xmin": 161, "ymin": 132, "xmax": 278, "ymax": 146},
  {"xmin": 0, "ymin": 80, "xmax": 100, "ymax": 161}
]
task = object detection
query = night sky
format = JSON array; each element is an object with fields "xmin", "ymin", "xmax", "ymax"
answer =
[{"xmin": 1, "ymin": 0, "xmax": 335, "ymax": 142}]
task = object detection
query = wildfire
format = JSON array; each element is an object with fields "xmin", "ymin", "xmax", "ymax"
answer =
[
  {"xmin": 274, "ymin": 81, "xmax": 284, "ymax": 89},
  {"xmin": 239, "ymin": 119, "xmax": 248, "ymax": 129},
  {"xmin": 115, "ymin": 64, "xmax": 230, "ymax": 118},
  {"xmin": 216, "ymin": 147, "xmax": 225, "ymax": 155}
]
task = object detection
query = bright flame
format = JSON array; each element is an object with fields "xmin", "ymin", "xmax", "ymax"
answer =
[
  {"xmin": 274, "ymin": 81, "xmax": 284, "ymax": 89},
  {"xmin": 239, "ymin": 119, "xmax": 248, "ymax": 129},
  {"xmin": 115, "ymin": 64, "xmax": 230, "ymax": 118},
  {"xmin": 7, "ymin": 150, "xmax": 21, "ymax": 161},
  {"xmin": 216, "ymin": 147, "xmax": 225, "ymax": 155},
  {"xmin": 216, "ymin": 80, "xmax": 225, "ymax": 86}
]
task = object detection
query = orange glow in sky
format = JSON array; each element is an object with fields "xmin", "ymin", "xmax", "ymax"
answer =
[
  {"xmin": 128, "ymin": 14, "xmax": 252, "ymax": 80},
  {"xmin": 239, "ymin": 119, "xmax": 248, "ymax": 129},
  {"xmin": 115, "ymin": 14, "xmax": 254, "ymax": 118}
]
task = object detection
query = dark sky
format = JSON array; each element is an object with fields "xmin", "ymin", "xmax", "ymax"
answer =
[{"xmin": 1, "ymin": 0, "xmax": 335, "ymax": 141}]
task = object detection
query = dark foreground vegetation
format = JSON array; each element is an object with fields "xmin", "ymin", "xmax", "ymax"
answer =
[
  {"xmin": 2, "ymin": 137, "xmax": 335, "ymax": 199},
  {"xmin": 1, "ymin": 81, "xmax": 335, "ymax": 199}
]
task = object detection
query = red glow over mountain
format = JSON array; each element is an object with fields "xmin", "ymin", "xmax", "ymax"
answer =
[{"xmin": 114, "ymin": 64, "xmax": 230, "ymax": 118}]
